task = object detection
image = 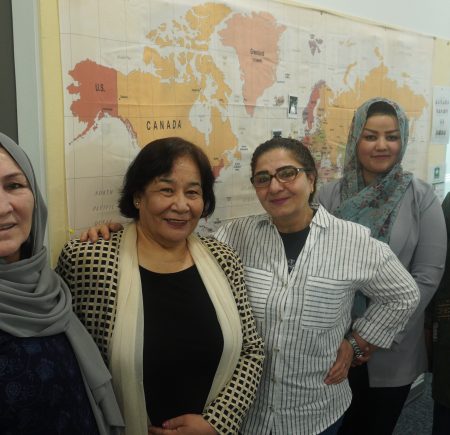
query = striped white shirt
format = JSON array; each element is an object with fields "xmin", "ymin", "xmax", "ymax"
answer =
[{"xmin": 214, "ymin": 205, "xmax": 419, "ymax": 435}]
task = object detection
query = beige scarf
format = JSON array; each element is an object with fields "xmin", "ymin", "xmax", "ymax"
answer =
[{"xmin": 109, "ymin": 223, "xmax": 243, "ymax": 434}]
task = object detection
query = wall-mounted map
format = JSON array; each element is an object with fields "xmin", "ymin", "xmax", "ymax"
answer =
[{"xmin": 59, "ymin": 0, "xmax": 433, "ymax": 233}]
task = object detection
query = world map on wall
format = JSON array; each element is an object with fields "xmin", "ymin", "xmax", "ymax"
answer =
[{"xmin": 59, "ymin": 0, "xmax": 433, "ymax": 234}]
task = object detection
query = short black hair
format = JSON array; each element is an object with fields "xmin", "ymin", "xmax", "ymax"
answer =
[
  {"xmin": 251, "ymin": 137, "xmax": 318, "ymax": 203},
  {"xmin": 119, "ymin": 137, "xmax": 216, "ymax": 219}
]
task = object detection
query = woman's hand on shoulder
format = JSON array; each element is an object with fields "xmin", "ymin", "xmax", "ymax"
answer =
[
  {"xmin": 79, "ymin": 222, "xmax": 124, "ymax": 243},
  {"xmin": 148, "ymin": 414, "xmax": 217, "ymax": 435}
]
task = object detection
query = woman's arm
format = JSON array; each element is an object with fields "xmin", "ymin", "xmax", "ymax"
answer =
[
  {"xmin": 56, "ymin": 237, "xmax": 120, "ymax": 363},
  {"xmin": 391, "ymin": 186, "xmax": 447, "ymax": 345},
  {"xmin": 56, "ymin": 239, "xmax": 75, "ymax": 287},
  {"xmin": 353, "ymin": 240, "xmax": 420, "ymax": 348}
]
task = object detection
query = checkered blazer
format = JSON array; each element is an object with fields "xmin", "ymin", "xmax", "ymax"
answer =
[{"xmin": 56, "ymin": 230, "xmax": 264, "ymax": 434}]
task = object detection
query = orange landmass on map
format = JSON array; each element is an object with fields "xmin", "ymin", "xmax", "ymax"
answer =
[
  {"xmin": 146, "ymin": 3, "xmax": 232, "ymax": 50},
  {"xmin": 67, "ymin": 59, "xmax": 118, "ymax": 140},
  {"xmin": 68, "ymin": 4, "xmax": 240, "ymax": 177},
  {"xmin": 185, "ymin": 3, "xmax": 231, "ymax": 49},
  {"xmin": 302, "ymin": 80, "xmax": 325, "ymax": 131},
  {"xmin": 320, "ymin": 63, "xmax": 427, "ymax": 154},
  {"xmin": 116, "ymin": 67, "xmax": 235, "ymax": 173},
  {"xmin": 68, "ymin": 57, "xmax": 236, "ymax": 176},
  {"xmin": 219, "ymin": 12, "xmax": 286, "ymax": 116}
]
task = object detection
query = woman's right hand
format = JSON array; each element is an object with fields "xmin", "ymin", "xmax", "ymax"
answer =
[
  {"xmin": 148, "ymin": 414, "xmax": 217, "ymax": 435},
  {"xmin": 324, "ymin": 339, "xmax": 353, "ymax": 384},
  {"xmin": 79, "ymin": 222, "xmax": 124, "ymax": 242}
]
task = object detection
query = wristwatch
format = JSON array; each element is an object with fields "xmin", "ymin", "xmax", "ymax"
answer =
[{"xmin": 345, "ymin": 332, "xmax": 364, "ymax": 359}]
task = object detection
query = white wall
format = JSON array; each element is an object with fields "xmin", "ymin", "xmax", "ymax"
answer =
[
  {"xmin": 12, "ymin": 0, "xmax": 46, "ymax": 197},
  {"xmin": 294, "ymin": 0, "xmax": 450, "ymax": 40}
]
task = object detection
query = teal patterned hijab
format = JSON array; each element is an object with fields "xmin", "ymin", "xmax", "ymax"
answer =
[{"xmin": 334, "ymin": 97, "xmax": 413, "ymax": 243}]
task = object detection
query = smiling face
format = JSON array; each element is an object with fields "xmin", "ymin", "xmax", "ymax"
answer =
[
  {"xmin": 134, "ymin": 155, "xmax": 204, "ymax": 249},
  {"xmin": 253, "ymin": 148, "xmax": 315, "ymax": 232},
  {"xmin": 0, "ymin": 147, "xmax": 35, "ymax": 263},
  {"xmin": 357, "ymin": 114, "xmax": 402, "ymax": 185}
]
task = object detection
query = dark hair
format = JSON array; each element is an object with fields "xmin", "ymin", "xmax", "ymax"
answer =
[
  {"xmin": 251, "ymin": 137, "xmax": 318, "ymax": 203},
  {"xmin": 119, "ymin": 137, "xmax": 215, "ymax": 219},
  {"xmin": 366, "ymin": 101, "xmax": 397, "ymax": 119}
]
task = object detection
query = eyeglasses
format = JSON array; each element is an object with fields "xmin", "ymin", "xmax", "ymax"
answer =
[{"xmin": 250, "ymin": 165, "xmax": 310, "ymax": 188}]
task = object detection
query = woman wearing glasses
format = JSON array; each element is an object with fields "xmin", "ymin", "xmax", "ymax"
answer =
[
  {"xmin": 83, "ymin": 137, "xmax": 420, "ymax": 435},
  {"xmin": 214, "ymin": 137, "xmax": 419, "ymax": 435}
]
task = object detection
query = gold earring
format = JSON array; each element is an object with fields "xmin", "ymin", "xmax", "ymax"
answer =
[{"xmin": 134, "ymin": 201, "xmax": 140, "ymax": 208}]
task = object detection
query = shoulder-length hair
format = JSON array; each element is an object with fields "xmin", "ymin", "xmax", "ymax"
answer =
[{"xmin": 119, "ymin": 137, "xmax": 216, "ymax": 219}]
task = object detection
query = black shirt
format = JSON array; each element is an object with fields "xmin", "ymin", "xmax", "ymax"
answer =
[
  {"xmin": 0, "ymin": 331, "xmax": 98, "ymax": 434},
  {"xmin": 140, "ymin": 265, "xmax": 224, "ymax": 427},
  {"xmin": 279, "ymin": 226, "xmax": 310, "ymax": 273}
]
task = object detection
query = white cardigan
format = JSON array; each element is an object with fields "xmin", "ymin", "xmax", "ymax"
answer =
[{"xmin": 109, "ymin": 224, "xmax": 243, "ymax": 434}]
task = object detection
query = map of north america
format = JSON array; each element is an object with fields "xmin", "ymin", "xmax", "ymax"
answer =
[{"xmin": 61, "ymin": 0, "xmax": 432, "ymax": 231}]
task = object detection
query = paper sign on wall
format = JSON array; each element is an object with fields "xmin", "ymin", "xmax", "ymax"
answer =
[{"xmin": 431, "ymin": 86, "xmax": 450, "ymax": 144}]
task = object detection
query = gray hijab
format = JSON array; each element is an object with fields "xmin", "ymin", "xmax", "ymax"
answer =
[{"xmin": 0, "ymin": 133, "xmax": 124, "ymax": 433}]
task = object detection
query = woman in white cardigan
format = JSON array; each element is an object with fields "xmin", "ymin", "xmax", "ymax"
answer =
[{"xmin": 57, "ymin": 137, "xmax": 264, "ymax": 435}]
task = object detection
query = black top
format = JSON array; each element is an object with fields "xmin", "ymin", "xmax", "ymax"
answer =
[
  {"xmin": 279, "ymin": 226, "xmax": 310, "ymax": 273},
  {"xmin": 140, "ymin": 265, "xmax": 224, "ymax": 427},
  {"xmin": 0, "ymin": 331, "xmax": 98, "ymax": 435}
]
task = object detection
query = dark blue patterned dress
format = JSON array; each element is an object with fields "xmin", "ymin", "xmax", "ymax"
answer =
[{"xmin": 0, "ymin": 330, "xmax": 99, "ymax": 435}]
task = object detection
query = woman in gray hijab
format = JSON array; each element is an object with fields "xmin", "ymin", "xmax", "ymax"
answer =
[{"xmin": 0, "ymin": 132, "xmax": 123, "ymax": 434}]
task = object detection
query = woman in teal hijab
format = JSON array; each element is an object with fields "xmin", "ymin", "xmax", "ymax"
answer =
[
  {"xmin": 318, "ymin": 98, "xmax": 447, "ymax": 435},
  {"xmin": 332, "ymin": 98, "xmax": 412, "ymax": 242}
]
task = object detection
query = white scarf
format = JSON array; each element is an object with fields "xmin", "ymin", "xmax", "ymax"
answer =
[{"xmin": 109, "ymin": 224, "xmax": 243, "ymax": 434}]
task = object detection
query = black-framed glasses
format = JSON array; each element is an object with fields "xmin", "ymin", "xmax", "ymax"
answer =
[{"xmin": 250, "ymin": 165, "xmax": 310, "ymax": 188}]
